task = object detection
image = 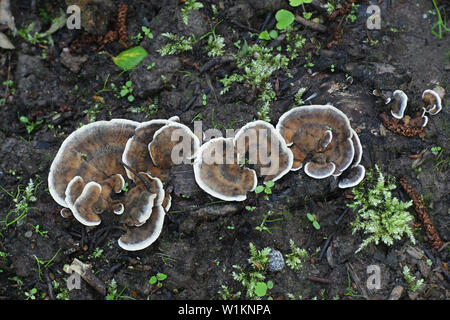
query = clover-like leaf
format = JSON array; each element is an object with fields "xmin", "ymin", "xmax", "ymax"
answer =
[{"xmin": 275, "ymin": 9, "xmax": 295, "ymax": 30}]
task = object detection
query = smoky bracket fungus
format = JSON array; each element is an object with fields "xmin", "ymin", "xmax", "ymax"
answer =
[
  {"xmin": 276, "ymin": 105, "xmax": 365, "ymax": 188},
  {"xmin": 193, "ymin": 121, "xmax": 293, "ymax": 201},
  {"xmin": 49, "ymin": 118, "xmax": 198, "ymax": 251}
]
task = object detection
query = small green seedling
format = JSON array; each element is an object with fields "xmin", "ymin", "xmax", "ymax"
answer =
[
  {"xmin": 431, "ymin": 146, "xmax": 443, "ymax": 158},
  {"xmin": 290, "ymin": 0, "xmax": 313, "ymax": 20},
  {"xmin": 120, "ymin": 81, "xmax": 135, "ymax": 102},
  {"xmin": 30, "ymin": 224, "xmax": 48, "ymax": 238},
  {"xmin": 141, "ymin": 26, "xmax": 153, "ymax": 39},
  {"xmin": 259, "ymin": 30, "xmax": 278, "ymax": 41},
  {"xmin": 403, "ymin": 265, "xmax": 424, "ymax": 292},
  {"xmin": 19, "ymin": 116, "xmax": 43, "ymax": 134},
  {"xmin": 254, "ymin": 280, "xmax": 273, "ymax": 298},
  {"xmin": 149, "ymin": 272, "xmax": 167, "ymax": 288},
  {"xmin": 24, "ymin": 288, "xmax": 38, "ymax": 300},
  {"xmin": 306, "ymin": 213, "xmax": 320, "ymax": 230},
  {"xmin": 275, "ymin": 9, "xmax": 295, "ymax": 30},
  {"xmin": 255, "ymin": 181, "xmax": 274, "ymax": 200}
]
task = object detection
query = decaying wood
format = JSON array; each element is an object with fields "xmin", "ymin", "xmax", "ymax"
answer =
[{"xmin": 399, "ymin": 177, "xmax": 444, "ymax": 251}]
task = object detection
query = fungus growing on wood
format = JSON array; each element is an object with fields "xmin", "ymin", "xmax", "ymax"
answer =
[
  {"xmin": 194, "ymin": 121, "xmax": 294, "ymax": 201},
  {"xmin": 117, "ymin": 172, "xmax": 167, "ymax": 251},
  {"xmin": 122, "ymin": 117, "xmax": 199, "ymax": 182},
  {"xmin": 387, "ymin": 90, "xmax": 408, "ymax": 119},
  {"xmin": 48, "ymin": 119, "xmax": 139, "ymax": 226},
  {"xmin": 422, "ymin": 89, "xmax": 442, "ymax": 115},
  {"xmin": 234, "ymin": 120, "xmax": 293, "ymax": 182},
  {"xmin": 338, "ymin": 129, "xmax": 366, "ymax": 189},
  {"xmin": 193, "ymin": 137, "xmax": 258, "ymax": 201},
  {"xmin": 276, "ymin": 105, "xmax": 355, "ymax": 179},
  {"xmin": 118, "ymin": 205, "xmax": 165, "ymax": 251}
]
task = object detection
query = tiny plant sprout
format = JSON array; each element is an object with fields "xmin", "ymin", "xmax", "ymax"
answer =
[
  {"xmin": 275, "ymin": 9, "xmax": 295, "ymax": 30},
  {"xmin": 254, "ymin": 280, "xmax": 273, "ymax": 297},
  {"xmin": 306, "ymin": 213, "xmax": 320, "ymax": 230},
  {"xmin": 255, "ymin": 181, "xmax": 275, "ymax": 200},
  {"xmin": 149, "ymin": 272, "xmax": 167, "ymax": 288},
  {"xmin": 259, "ymin": 30, "xmax": 278, "ymax": 41}
]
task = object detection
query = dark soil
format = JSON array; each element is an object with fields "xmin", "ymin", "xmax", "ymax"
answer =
[{"xmin": 0, "ymin": 0, "xmax": 448, "ymax": 301}]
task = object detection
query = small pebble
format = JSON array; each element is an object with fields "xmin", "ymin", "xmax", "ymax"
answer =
[
  {"xmin": 268, "ymin": 249, "xmax": 285, "ymax": 272},
  {"xmin": 406, "ymin": 246, "xmax": 424, "ymax": 260},
  {"xmin": 24, "ymin": 230, "xmax": 33, "ymax": 238}
]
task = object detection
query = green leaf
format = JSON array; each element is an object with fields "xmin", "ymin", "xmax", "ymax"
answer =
[
  {"xmin": 149, "ymin": 276, "xmax": 157, "ymax": 284},
  {"xmin": 254, "ymin": 281, "xmax": 267, "ymax": 297},
  {"xmin": 156, "ymin": 273, "xmax": 167, "ymax": 281},
  {"xmin": 267, "ymin": 280, "xmax": 274, "ymax": 289},
  {"xmin": 255, "ymin": 185, "xmax": 265, "ymax": 194},
  {"xmin": 303, "ymin": 12, "xmax": 313, "ymax": 19},
  {"xmin": 313, "ymin": 220, "xmax": 320, "ymax": 230},
  {"xmin": 19, "ymin": 116, "xmax": 29, "ymax": 124},
  {"xmin": 269, "ymin": 30, "xmax": 278, "ymax": 39},
  {"xmin": 259, "ymin": 30, "xmax": 271, "ymax": 40},
  {"xmin": 289, "ymin": 0, "xmax": 302, "ymax": 6},
  {"xmin": 306, "ymin": 213, "xmax": 315, "ymax": 222},
  {"xmin": 127, "ymin": 95, "xmax": 135, "ymax": 102},
  {"xmin": 113, "ymin": 46, "xmax": 149, "ymax": 71},
  {"xmin": 275, "ymin": 9, "xmax": 295, "ymax": 30},
  {"xmin": 265, "ymin": 181, "xmax": 274, "ymax": 188}
]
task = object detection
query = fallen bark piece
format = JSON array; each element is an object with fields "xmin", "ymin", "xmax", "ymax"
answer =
[
  {"xmin": 65, "ymin": 258, "xmax": 107, "ymax": 296},
  {"xmin": 379, "ymin": 113, "xmax": 425, "ymax": 140},
  {"xmin": 388, "ymin": 285, "xmax": 404, "ymax": 300},
  {"xmin": 399, "ymin": 177, "xmax": 444, "ymax": 250}
]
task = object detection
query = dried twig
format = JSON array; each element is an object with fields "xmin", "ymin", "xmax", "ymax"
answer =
[
  {"xmin": 308, "ymin": 275, "xmax": 333, "ymax": 284},
  {"xmin": 295, "ymin": 15, "xmax": 327, "ymax": 33},
  {"xmin": 379, "ymin": 113, "xmax": 425, "ymax": 140},
  {"xmin": 67, "ymin": 259, "xmax": 106, "ymax": 296},
  {"xmin": 399, "ymin": 177, "xmax": 444, "ymax": 250}
]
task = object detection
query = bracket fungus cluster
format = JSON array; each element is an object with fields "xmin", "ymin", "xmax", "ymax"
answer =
[
  {"xmin": 49, "ymin": 104, "xmax": 366, "ymax": 250},
  {"xmin": 48, "ymin": 117, "xmax": 199, "ymax": 251},
  {"xmin": 193, "ymin": 120, "xmax": 293, "ymax": 201},
  {"xmin": 384, "ymin": 88, "xmax": 444, "ymax": 131},
  {"xmin": 275, "ymin": 105, "xmax": 365, "ymax": 189}
]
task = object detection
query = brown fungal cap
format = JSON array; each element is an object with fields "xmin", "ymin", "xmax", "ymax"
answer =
[
  {"xmin": 338, "ymin": 164, "xmax": 366, "ymax": 189},
  {"xmin": 234, "ymin": 120, "xmax": 293, "ymax": 182},
  {"xmin": 48, "ymin": 119, "xmax": 138, "ymax": 206},
  {"xmin": 276, "ymin": 105, "xmax": 354, "ymax": 179},
  {"xmin": 121, "ymin": 119, "xmax": 171, "ymax": 182},
  {"xmin": 149, "ymin": 122, "xmax": 200, "ymax": 169},
  {"xmin": 72, "ymin": 181, "xmax": 103, "ymax": 226},
  {"xmin": 193, "ymin": 137, "xmax": 257, "ymax": 201},
  {"xmin": 48, "ymin": 119, "xmax": 139, "ymax": 225},
  {"xmin": 422, "ymin": 89, "xmax": 442, "ymax": 115},
  {"xmin": 388, "ymin": 90, "xmax": 408, "ymax": 119},
  {"xmin": 118, "ymin": 205, "xmax": 165, "ymax": 251},
  {"xmin": 338, "ymin": 129, "xmax": 365, "ymax": 188},
  {"xmin": 121, "ymin": 172, "xmax": 165, "ymax": 227}
]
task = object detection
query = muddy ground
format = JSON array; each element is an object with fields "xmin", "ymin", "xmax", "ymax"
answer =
[{"xmin": 0, "ymin": 0, "xmax": 448, "ymax": 300}]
